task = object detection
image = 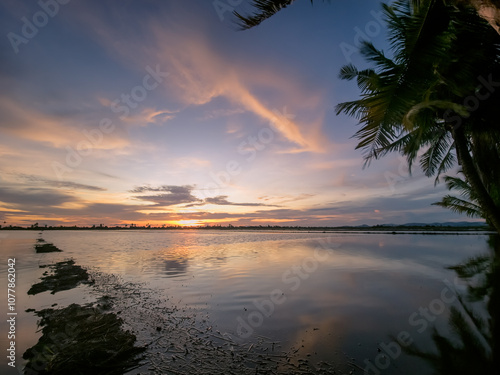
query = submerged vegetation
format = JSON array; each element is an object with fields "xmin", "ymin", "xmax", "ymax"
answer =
[
  {"xmin": 24, "ymin": 259, "xmax": 144, "ymax": 375},
  {"xmin": 34, "ymin": 242, "xmax": 63, "ymax": 253},
  {"xmin": 23, "ymin": 302, "xmax": 145, "ymax": 375},
  {"xmin": 28, "ymin": 260, "xmax": 93, "ymax": 295}
]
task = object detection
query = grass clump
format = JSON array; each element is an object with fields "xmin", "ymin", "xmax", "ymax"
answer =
[
  {"xmin": 28, "ymin": 260, "xmax": 93, "ymax": 295},
  {"xmin": 35, "ymin": 243, "xmax": 62, "ymax": 253},
  {"xmin": 23, "ymin": 302, "xmax": 145, "ymax": 375}
]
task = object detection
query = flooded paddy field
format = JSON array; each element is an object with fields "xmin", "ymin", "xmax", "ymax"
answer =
[{"xmin": 0, "ymin": 230, "xmax": 494, "ymax": 374}]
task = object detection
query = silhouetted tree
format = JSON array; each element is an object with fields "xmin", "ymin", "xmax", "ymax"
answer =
[
  {"xmin": 235, "ymin": 0, "xmax": 500, "ymax": 232},
  {"xmin": 234, "ymin": 0, "xmax": 500, "ymax": 35},
  {"xmin": 335, "ymin": 0, "xmax": 500, "ymax": 232}
]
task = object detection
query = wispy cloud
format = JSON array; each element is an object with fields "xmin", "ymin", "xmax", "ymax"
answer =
[
  {"xmin": 0, "ymin": 96, "xmax": 130, "ymax": 150},
  {"xmin": 121, "ymin": 108, "xmax": 177, "ymax": 126},
  {"xmin": 0, "ymin": 96, "xmax": 86, "ymax": 148},
  {"xmin": 203, "ymin": 195, "xmax": 279, "ymax": 207},
  {"xmin": 269, "ymin": 194, "xmax": 316, "ymax": 205},
  {"xmin": 16, "ymin": 174, "xmax": 106, "ymax": 191},
  {"xmin": 74, "ymin": 8, "xmax": 332, "ymax": 154},
  {"xmin": 200, "ymin": 108, "xmax": 246, "ymax": 121},
  {"xmin": 97, "ymin": 98, "xmax": 178, "ymax": 127}
]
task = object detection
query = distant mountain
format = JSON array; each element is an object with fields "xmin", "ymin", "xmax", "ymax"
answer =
[{"xmin": 371, "ymin": 222, "xmax": 488, "ymax": 228}]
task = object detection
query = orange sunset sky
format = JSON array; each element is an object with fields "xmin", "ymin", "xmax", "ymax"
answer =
[{"xmin": 0, "ymin": 0, "xmax": 474, "ymax": 227}]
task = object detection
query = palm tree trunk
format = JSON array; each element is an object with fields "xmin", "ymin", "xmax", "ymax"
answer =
[{"xmin": 453, "ymin": 126, "xmax": 500, "ymax": 234}]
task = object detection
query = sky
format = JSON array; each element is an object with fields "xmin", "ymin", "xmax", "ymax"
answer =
[{"xmin": 0, "ymin": 0, "xmax": 476, "ymax": 227}]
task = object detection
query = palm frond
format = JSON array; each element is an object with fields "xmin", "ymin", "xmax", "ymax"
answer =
[
  {"xmin": 359, "ymin": 41, "xmax": 398, "ymax": 72},
  {"xmin": 234, "ymin": 0, "xmax": 307, "ymax": 29},
  {"xmin": 433, "ymin": 140, "xmax": 456, "ymax": 184},
  {"xmin": 338, "ymin": 64, "xmax": 358, "ymax": 81},
  {"xmin": 433, "ymin": 195, "xmax": 483, "ymax": 217},
  {"xmin": 419, "ymin": 130, "xmax": 454, "ymax": 178},
  {"xmin": 443, "ymin": 175, "xmax": 477, "ymax": 199}
]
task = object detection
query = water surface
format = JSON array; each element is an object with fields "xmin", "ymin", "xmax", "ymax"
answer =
[{"xmin": 0, "ymin": 230, "xmax": 490, "ymax": 374}]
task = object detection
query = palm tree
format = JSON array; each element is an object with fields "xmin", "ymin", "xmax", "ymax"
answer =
[
  {"xmin": 234, "ymin": 0, "xmax": 500, "ymax": 35},
  {"xmin": 235, "ymin": 0, "xmax": 500, "ymax": 231},
  {"xmin": 333, "ymin": 0, "xmax": 500, "ymax": 232}
]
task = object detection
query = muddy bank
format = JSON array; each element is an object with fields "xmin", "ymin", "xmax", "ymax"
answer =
[
  {"xmin": 89, "ymin": 272, "xmax": 351, "ymax": 375},
  {"xmin": 24, "ymin": 259, "xmax": 350, "ymax": 374}
]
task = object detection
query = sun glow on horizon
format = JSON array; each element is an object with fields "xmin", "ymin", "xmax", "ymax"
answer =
[{"xmin": 172, "ymin": 220, "xmax": 204, "ymax": 227}]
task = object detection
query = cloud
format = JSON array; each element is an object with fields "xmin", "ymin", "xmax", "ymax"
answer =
[
  {"xmin": 0, "ymin": 96, "xmax": 86, "ymax": 148},
  {"xmin": 272, "ymin": 194, "xmax": 316, "ymax": 205},
  {"xmin": 200, "ymin": 108, "xmax": 246, "ymax": 121},
  {"xmin": 74, "ymin": 7, "xmax": 332, "ymax": 153},
  {"xmin": 16, "ymin": 174, "xmax": 106, "ymax": 191},
  {"xmin": 96, "ymin": 100, "xmax": 178, "ymax": 127},
  {"xmin": 129, "ymin": 185, "xmax": 194, "ymax": 193},
  {"xmin": 121, "ymin": 108, "xmax": 177, "ymax": 126},
  {"xmin": 0, "ymin": 181, "xmax": 469, "ymax": 227},
  {"xmin": 130, "ymin": 185, "xmax": 202, "ymax": 206},
  {"xmin": 130, "ymin": 187, "xmax": 277, "ymax": 209},
  {"xmin": 0, "ymin": 96, "xmax": 130, "ymax": 150},
  {"xmin": 0, "ymin": 186, "xmax": 79, "ymax": 209},
  {"xmin": 155, "ymin": 35, "xmax": 329, "ymax": 152},
  {"xmin": 203, "ymin": 195, "xmax": 278, "ymax": 207}
]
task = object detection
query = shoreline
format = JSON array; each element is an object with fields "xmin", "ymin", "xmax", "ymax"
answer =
[{"xmin": 0, "ymin": 225, "xmax": 493, "ymax": 234}]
